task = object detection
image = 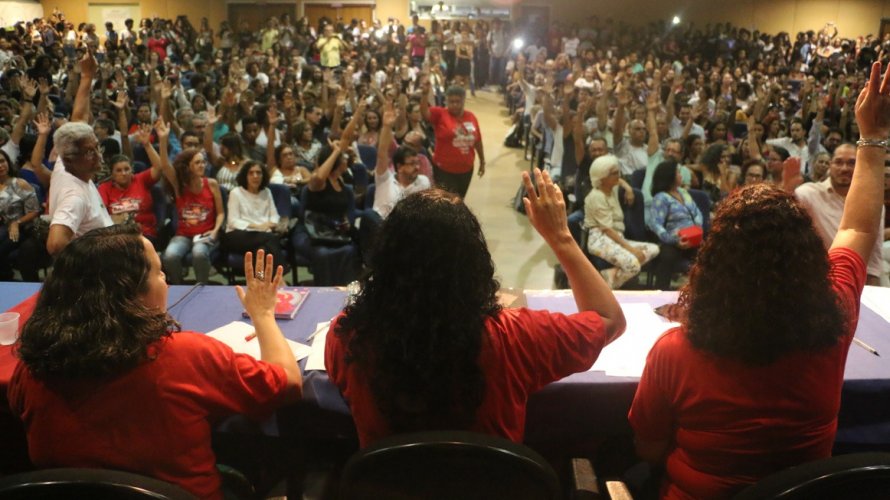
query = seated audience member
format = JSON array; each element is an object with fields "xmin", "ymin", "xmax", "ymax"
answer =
[
  {"xmin": 223, "ymin": 160, "xmax": 285, "ymax": 267},
  {"xmin": 46, "ymin": 121, "xmax": 113, "ymax": 256},
  {"xmin": 0, "ymin": 149, "xmax": 41, "ymax": 280},
  {"xmin": 326, "ymin": 170, "xmax": 626, "ymax": 447},
  {"xmin": 739, "ymin": 159, "xmax": 767, "ymax": 186},
  {"xmin": 584, "ymin": 155, "xmax": 659, "ymax": 289},
  {"xmin": 628, "ymin": 63, "xmax": 889, "ymax": 499},
  {"xmin": 372, "ymin": 101, "xmax": 431, "ymax": 219},
  {"xmin": 796, "ymin": 142, "xmax": 886, "ymax": 285},
  {"xmin": 265, "ymin": 108, "xmax": 311, "ymax": 191},
  {"xmin": 98, "ymin": 121, "xmax": 173, "ymax": 248},
  {"xmin": 648, "ymin": 160, "xmax": 703, "ymax": 290},
  {"xmin": 292, "ymin": 121, "xmax": 323, "ymax": 167},
  {"xmin": 162, "ymin": 148, "xmax": 225, "ymax": 284},
  {"xmin": 10, "ymin": 225, "xmax": 301, "ymax": 499}
]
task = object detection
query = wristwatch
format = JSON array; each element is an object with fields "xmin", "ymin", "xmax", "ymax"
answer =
[{"xmin": 856, "ymin": 137, "xmax": 890, "ymax": 149}]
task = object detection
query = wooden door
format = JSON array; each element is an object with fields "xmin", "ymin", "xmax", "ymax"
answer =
[
  {"xmin": 303, "ymin": 3, "xmax": 374, "ymax": 30},
  {"xmin": 228, "ymin": 3, "xmax": 297, "ymax": 35}
]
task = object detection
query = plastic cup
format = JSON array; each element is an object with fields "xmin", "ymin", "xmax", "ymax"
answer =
[{"xmin": 0, "ymin": 312, "xmax": 21, "ymax": 346}]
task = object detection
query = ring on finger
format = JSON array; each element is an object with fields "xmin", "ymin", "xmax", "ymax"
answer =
[{"xmin": 255, "ymin": 271, "xmax": 265, "ymax": 280}]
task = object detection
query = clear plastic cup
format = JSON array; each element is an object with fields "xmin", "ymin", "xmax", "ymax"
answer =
[{"xmin": 0, "ymin": 312, "xmax": 21, "ymax": 345}]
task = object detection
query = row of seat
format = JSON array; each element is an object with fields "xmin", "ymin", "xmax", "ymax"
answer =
[{"xmin": 3, "ymin": 436, "xmax": 890, "ymax": 499}]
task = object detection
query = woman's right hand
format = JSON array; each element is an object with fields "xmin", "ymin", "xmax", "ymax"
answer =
[
  {"xmin": 236, "ymin": 250, "xmax": 284, "ymax": 320},
  {"xmin": 522, "ymin": 168, "xmax": 570, "ymax": 245},
  {"xmin": 855, "ymin": 61, "xmax": 890, "ymax": 139}
]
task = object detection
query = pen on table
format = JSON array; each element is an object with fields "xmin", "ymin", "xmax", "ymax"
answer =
[
  {"xmin": 244, "ymin": 332, "xmax": 257, "ymax": 342},
  {"xmin": 853, "ymin": 337, "xmax": 880, "ymax": 357}
]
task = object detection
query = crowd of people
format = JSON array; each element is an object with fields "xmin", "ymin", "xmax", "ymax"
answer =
[{"xmin": 1, "ymin": 7, "xmax": 890, "ymax": 500}]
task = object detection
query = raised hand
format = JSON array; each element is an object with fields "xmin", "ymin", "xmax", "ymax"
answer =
[
  {"xmin": 154, "ymin": 119, "xmax": 170, "ymax": 141},
  {"xmin": 855, "ymin": 61, "xmax": 890, "ymax": 139},
  {"xmin": 267, "ymin": 105, "xmax": 279, "ymax": 128},
  {"xmin": 382, "ymin": 100, "xmax": 397, "ymax": 128},
  {"xmin": 112, "ymin": 89, "xmax": 129, "ymax": 110},
  {"xmin": 33, "ymin": 112, "xmax": 52, "ymax": 135},
  {"xmin": 646, "ymin": 92, "xmax": 659, "ymax": 112},
  {"xmin": 206, "ymin": 106, "xmax": 220, "ymax": 125},
  {"xmin": 38, "ymin": 78, "xmax": 51, "ymax": 96},
  {"xmin": 236, "ymin": 250, "xmax": 284, "ymax": 320},
  {"xmin": 80, "ymin": 48, "xmax": 98, "ymax": 78},
  {"xmin": 522, "ymin": 168, "xmax": 569, "ymax": 245},
  {"xmin": 161, "ymin": 80, "xmax": 173, "ymax": 100},
  {"xmin": 20, "ymin": 76, "xmax": 37, "ymax": 100},
  {"xmin": 134, "ymin": 124, "xmax": 152, "ymax": 145}
]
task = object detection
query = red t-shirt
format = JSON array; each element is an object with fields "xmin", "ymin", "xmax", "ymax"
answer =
[
  {"xmin": 8, "ymin": 332, "xmax": 289, "ymax": 500},
  {"xmin": 176, "ymin": 178, "xmax": 216, "ymax": 237},
  {"xmin": 428, "ymin": 106, "xmax": 481, "ymax": 174},
  {"xmin": 147, "ymin": 37, "xmax": 169, "ymax": 62},
  {"xmin": 325, "ymin": 307, "xmax": 606, "ymax": 447},
  {"xmin": 628, "ymin": 248, "xmax": 866, "ymax": 500},
  {"xmin": 98, "ymin": 170, "xmax": 158, "ymax": 237}
]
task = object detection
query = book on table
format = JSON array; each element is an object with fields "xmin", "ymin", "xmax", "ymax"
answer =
[{"xmin": 242, "ymin": 288, "xmax": 310, "ymax": 320}]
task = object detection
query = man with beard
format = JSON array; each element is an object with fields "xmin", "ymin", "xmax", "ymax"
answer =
[{"xmin": 796, "ymin": 143, "xmax": 885, "ymax": 284}]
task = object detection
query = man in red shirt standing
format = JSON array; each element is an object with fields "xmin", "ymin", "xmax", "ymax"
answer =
[{"xmin": 421, "ymin": 82, "xmax": 485, "ymax": 199}]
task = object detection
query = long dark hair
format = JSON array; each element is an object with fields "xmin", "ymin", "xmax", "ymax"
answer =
[
  {"xmin": 680, "ymin": 184, "xmax": 846, "ymax": 365},
  {"xmin": 335, "ymin": 189, "xmax": 501, "ymax": 432},
  {"xmin": 17, "ymin": 225, "xmax": 179, "ymax": 378},
  {"xmin": 651, "ymin": 160, "xmax": 679, "ymax": 196}
]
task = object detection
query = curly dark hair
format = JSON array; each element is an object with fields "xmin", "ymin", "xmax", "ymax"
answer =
[
  {"xmin": 334, "ymin": 189, "xmax": 502, "ymax": 432},
  {"xmin": 17, "ymin": 225, "xmax": 179, "ymax": 378},
  {"xmin": 235, "ymin": 160, "xmax": 269, "ymax": 190},
  {"xmin": 679, "ymin": 183, "xmax": 847, "ymax": 365}
]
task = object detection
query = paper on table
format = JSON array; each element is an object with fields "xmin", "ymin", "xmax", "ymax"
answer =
[
  {"xmin": 862, "ymin": 286, "xmax": 890, "ymax": 325},
  {"xmin": 206, "ymin": 321, "xmax": 312, "ymax": 361},
  {"xmin": 304, "ymin": 321, "xmax": 332, "ymax": 371},
  {"xmin": 589, "ymin": 302, "xmax": 679, "ymax": 377}
]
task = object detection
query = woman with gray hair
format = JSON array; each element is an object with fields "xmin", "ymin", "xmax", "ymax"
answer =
[{"xmin": 584, "ymin": 154, "xmax": 659, "ymax": 289}]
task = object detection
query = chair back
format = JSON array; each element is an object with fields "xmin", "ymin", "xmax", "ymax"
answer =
[
  {"xmin": 350, "ymin": 163, "xmax": 369, "ymax": 194},
  {"xmin": 687, "ymin": 188, "xmax": 711, "ymax": 234},
  {"xmin": 630, "ymin": 169, "xmax": 646, "ymax": 190},
  {"xmin": 339, "ymin": 431, "xmax": 561, "ymax": 500},
  {"xmin": 620, "ymin": 187, "xmax": 648, "ymax": 242},
  {"xmin": 150, "ymin": 183, "xmax": 172, "ymax": 237},
  {"xmin": 733, "ymin": 452, "xmax": 890, "ymax": 500},
  {"xmin": 364, "ymin": 184, "xmax": 376, "ymax": 211},
  {"xmin": 268, "ymin": 183, "xmax": 292, "ymax": 218},
  {"xmin": 0, "ymin": 468, "xmax": 196, "ymax": 499},
  {"xmin": 357, "ymin": 144, "xmax": 378, "ymax": 171}
]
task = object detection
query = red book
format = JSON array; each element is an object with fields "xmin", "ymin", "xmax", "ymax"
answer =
[{"xmin": 242, "ymin": 288, "xmax": 309, "ymax": 320}]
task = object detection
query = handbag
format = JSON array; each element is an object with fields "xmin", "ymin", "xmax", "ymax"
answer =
[
  {"xmin": 671, "ymin": 192, "xmax": 703, "ymax": 248},
  {"xmin": 304, "ymin": 210, "xmax": 352, "ymax": 246}
]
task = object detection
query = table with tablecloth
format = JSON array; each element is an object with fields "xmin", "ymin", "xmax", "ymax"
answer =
[{"xmin": 2, "ymin": 282, "xmax": 890, "ymax": 462}]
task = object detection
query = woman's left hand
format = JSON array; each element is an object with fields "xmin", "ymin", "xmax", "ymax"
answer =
[{"xmin": 236, "ymin": 250, "xmax": 283, "ymax": 320}]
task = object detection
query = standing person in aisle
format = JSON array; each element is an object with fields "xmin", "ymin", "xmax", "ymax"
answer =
[{"xmin": 420, "ymin": 83, "xmax": 485, "ymax": 199}]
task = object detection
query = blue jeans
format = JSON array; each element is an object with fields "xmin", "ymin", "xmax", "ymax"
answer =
[{"xmin": 162, "ymin": 235, "xmax": 217, "ymax": 284}]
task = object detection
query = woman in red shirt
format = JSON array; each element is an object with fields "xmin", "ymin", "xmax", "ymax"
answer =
[
  {"xmin": 420, "ymin": 83, "xmax": 485, "ymax": 198},
  {"xmin": 326, "ymin": 170, "xmax": 626, "ymax": 447},
  {"xmin": 10, "ymin": 225, "xmax": 301, "ymax": 499},
  {"xmin": 161, "ymin": 148, "xmax": 225, "ymax": 284},
  {"xmin": 628, "ymin": 62, "xmax": 890, "ymax": 499}
]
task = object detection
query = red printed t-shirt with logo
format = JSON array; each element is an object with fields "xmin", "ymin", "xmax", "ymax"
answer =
[
  {"xmin": 175, "ymin": 178, "xmax": 216, "ymax": 237},
  {"xmin": 429, "ymin": 106, "xmax": 481, "ymax": 174},
  {"xmin": 98, "ymin": 170, "xmax": 157, "ymax": 237}
]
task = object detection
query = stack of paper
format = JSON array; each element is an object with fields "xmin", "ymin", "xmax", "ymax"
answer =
[
  {"xmin": 304, "ymin": 321, "xmax": 331, "ymax": 371},
  {"xmin": 862, "ymin": 286, "xmax": 890, "ymax": 325},
  {"xmin": 207, "ymin": 321, "xmax": 312, "ymax": 361}
]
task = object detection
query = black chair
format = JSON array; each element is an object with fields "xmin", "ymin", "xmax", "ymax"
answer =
[
  {"xmin": 363, "ymin": 184, "xmax": 376, "ymax": 211},
  {"xmin": 0, "ymin": 468, "xmax": 196, "ymax": 499},
  {"xmin": 150, "ymin": 183, "xmax": 173, "ymax": 250},
  {"xmin": 687, "ymin": 188, "xmax": 711, "ymax": 235},
  {"xmin": 733, "ymin": 452, "xmax": 890, "ymax": 500},
  {"xmin": 357, "ymin": 144, "xmax": 377, "ymax": 171},
  {"xmin": 629, "ymin": 169, "xmax": 646, "ymax": 190},
  {"xmin": 338, "ymin": 431, "xmax": 561, "ymax": 500}
]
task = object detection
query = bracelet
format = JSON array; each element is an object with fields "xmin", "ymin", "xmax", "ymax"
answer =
[{"xmin": 856, "ymin": 138, "xmax": 890, "ymax": 150}]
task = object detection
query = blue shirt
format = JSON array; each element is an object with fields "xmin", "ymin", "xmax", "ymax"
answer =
[{"xmin": 649, "ymin": 189, "xmax": 703, "ymax": 245}]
